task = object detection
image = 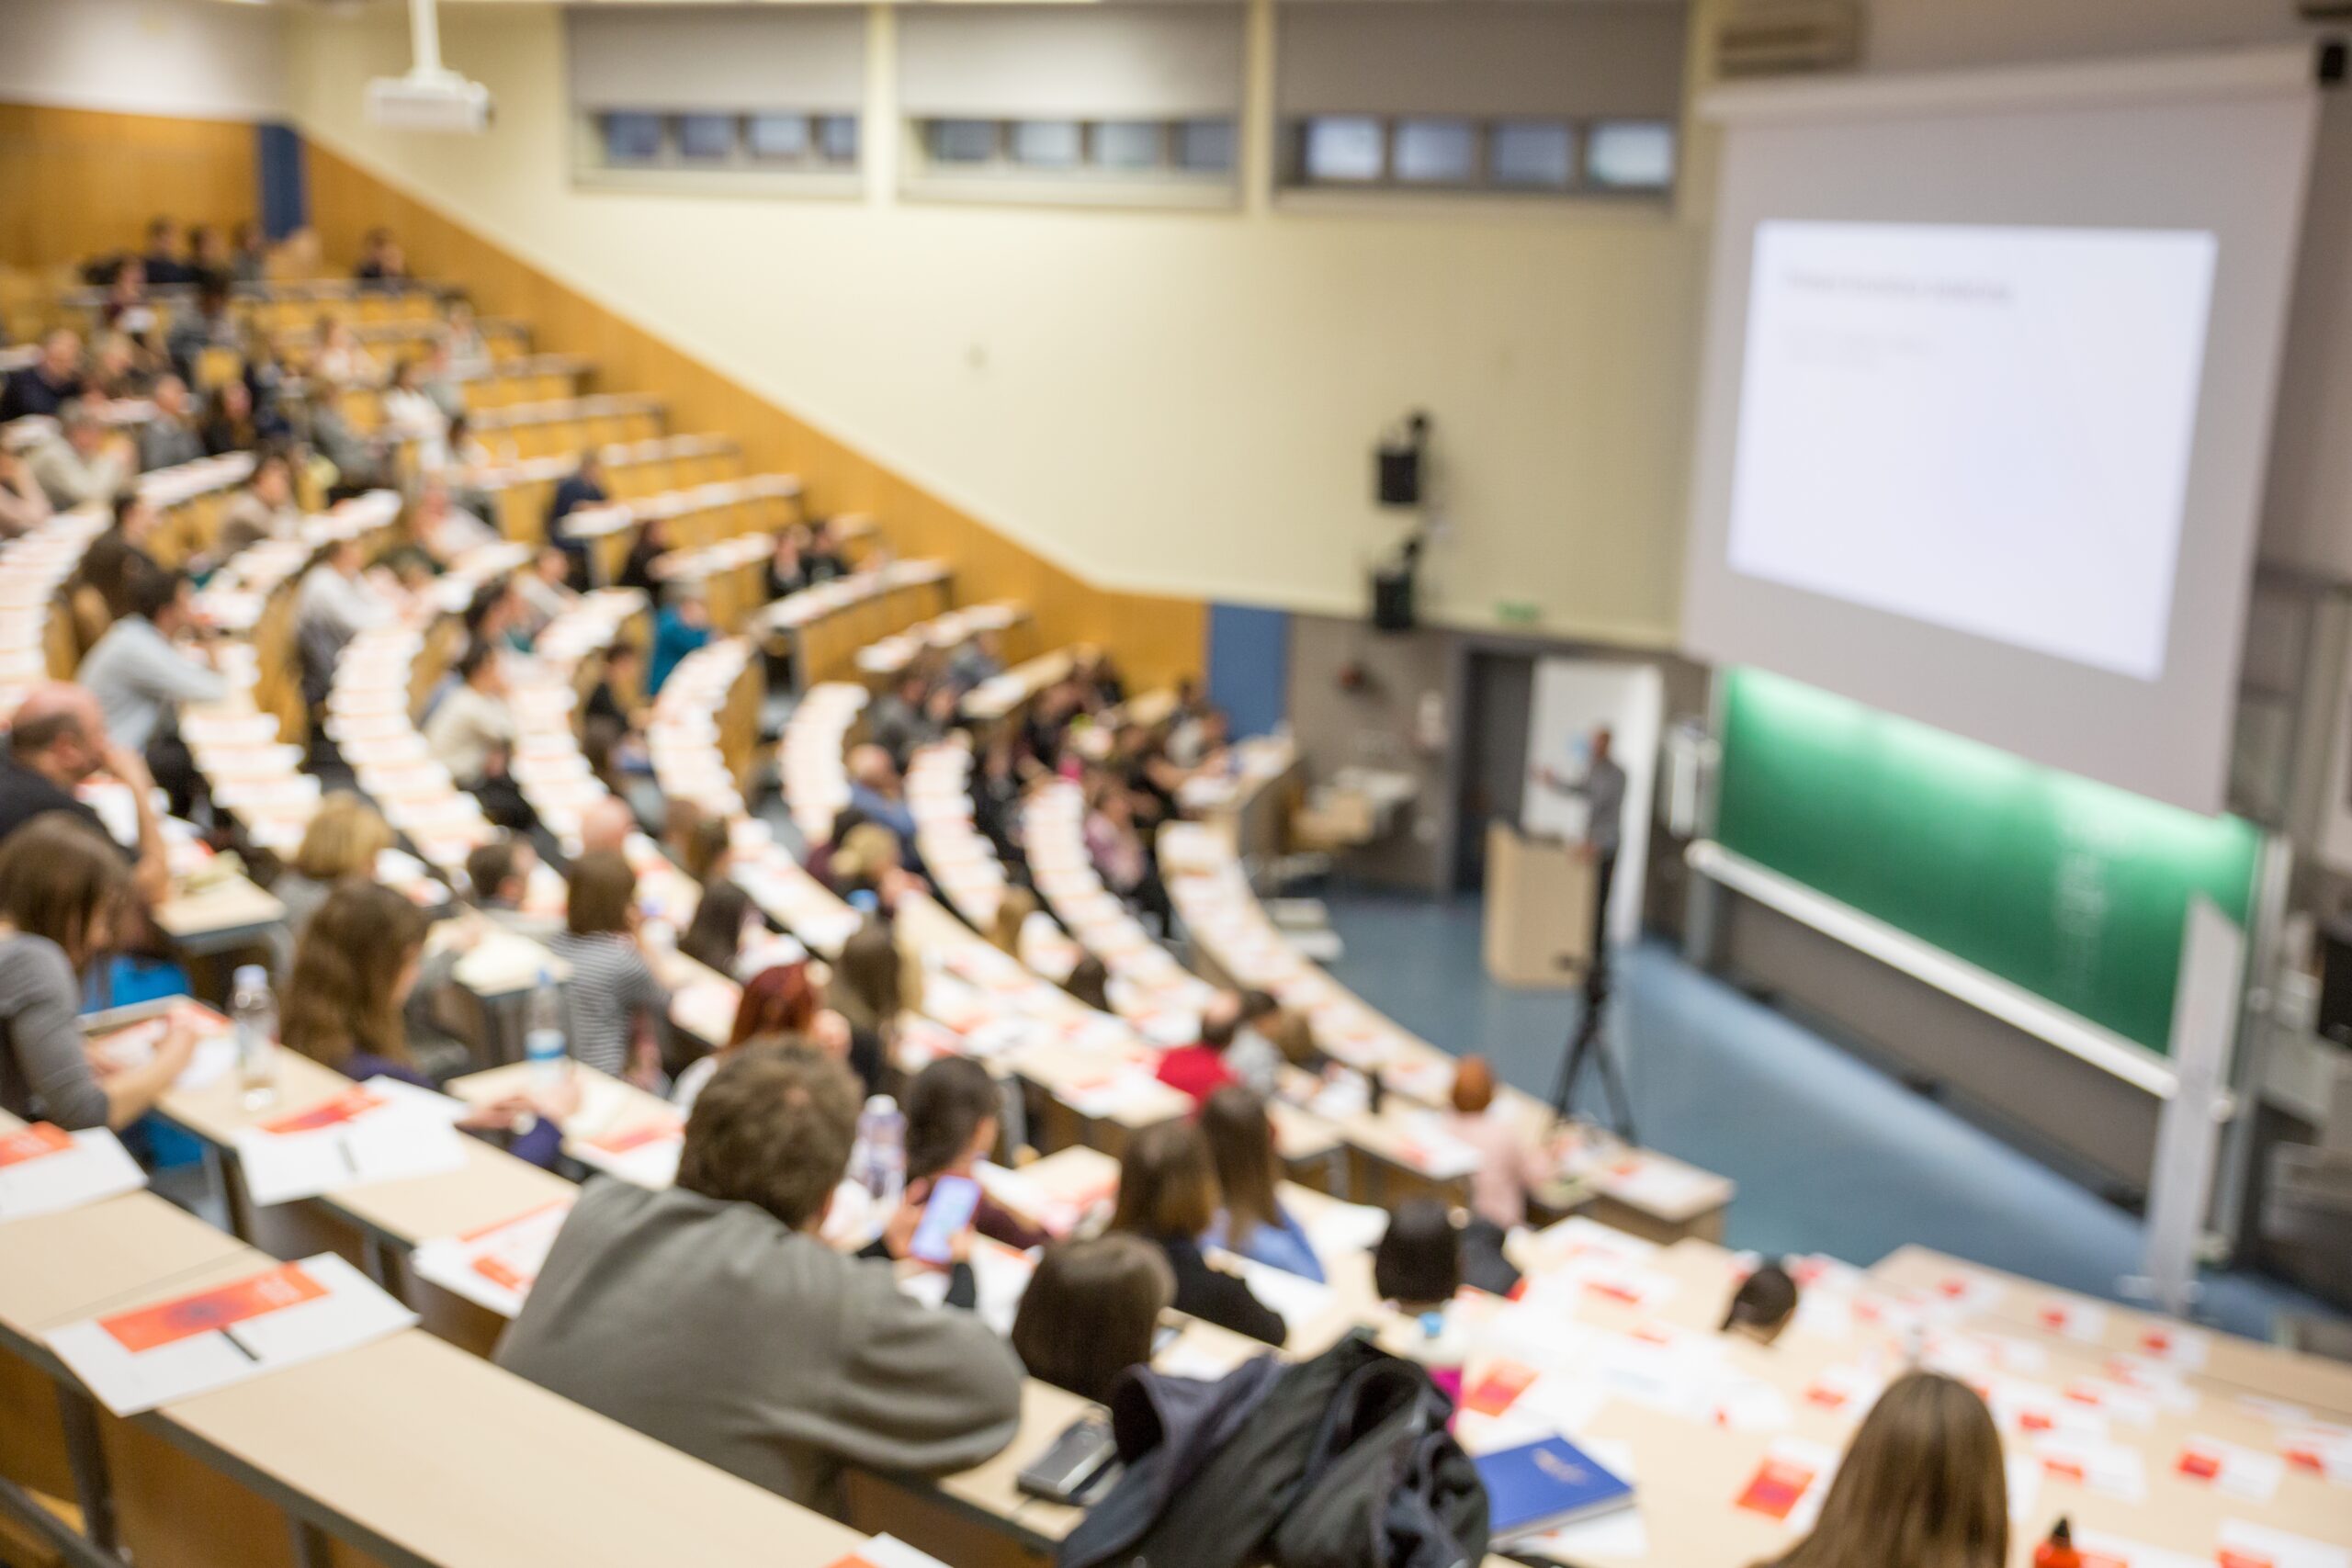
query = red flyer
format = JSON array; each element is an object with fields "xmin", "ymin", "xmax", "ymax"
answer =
[
  {"xmin": 101, "ymin": 1262, "xmax": 327, "ymax": 1353},
  {"xmin": 1735, "ymin": 1455, "xmax": 1816, "ymax": 1521},
  {"xmin": 259, "ymin": 1086, "xmax": 387, "ymax": 1135},
  {"xmin": 0, "ymin": 1123, "xmax": 71, "ymax": 1168},
  {"xmin": 1463, "ymin": 1359, "xmax": 1538, "ymax": 1417}
]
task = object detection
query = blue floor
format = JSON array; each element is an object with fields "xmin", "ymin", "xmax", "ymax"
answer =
[{"xmin": 1317, "ymin": 889, "xmax": 2342, "ymax": 1342}]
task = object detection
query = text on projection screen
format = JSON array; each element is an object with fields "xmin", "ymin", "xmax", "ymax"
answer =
[{"xmin": 1724, "ymin": 220, "xmax": 2217, "ymax": 682}]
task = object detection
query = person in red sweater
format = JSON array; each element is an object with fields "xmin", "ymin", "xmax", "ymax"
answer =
[{"xmin": 1155, "ymin": 992, "xmax": 1243, "ymax": 1104}]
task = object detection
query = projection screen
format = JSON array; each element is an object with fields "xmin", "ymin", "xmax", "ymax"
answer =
[{"xmin": 1681, "ymin": 47, "xmax": 2324, "ymax": 817}]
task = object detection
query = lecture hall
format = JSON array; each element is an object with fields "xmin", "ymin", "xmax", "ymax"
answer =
[{"xmin": 1, "ymin": 0, "xmax": 2350, "ymax": 1565}]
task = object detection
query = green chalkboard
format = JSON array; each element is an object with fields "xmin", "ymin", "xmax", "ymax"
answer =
[{"xmin": 1714, "ymin": 668, "xmax": 2260, "ymax": 1055}]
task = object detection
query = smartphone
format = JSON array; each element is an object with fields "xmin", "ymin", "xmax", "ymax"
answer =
[
  {"xmin": 1016, "ymin": 1414, "xmax": 1118, "ymax": 1504},
  {"xmin": 910, "ymin": 1174, "xmax": 981, "ymax": 1266}
]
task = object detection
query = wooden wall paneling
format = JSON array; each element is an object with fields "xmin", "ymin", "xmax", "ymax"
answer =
[
  {"xmin": 303, "ymin": 141, "xmax": 1204, "ymax": 687},
  {"xmin": 0, "ymin": 105, "xmax": 258, "ymax": 273}
]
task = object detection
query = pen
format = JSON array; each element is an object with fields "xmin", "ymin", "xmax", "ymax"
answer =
[{"xmin": 220, "ymin": 1326, "xmax": 261, "ymax": 1363}]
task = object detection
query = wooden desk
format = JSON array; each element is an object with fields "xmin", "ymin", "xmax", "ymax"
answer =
[
  {"xmin": 163, "ymin": 1330, "xmax": 872, "ymax": 1568},
  {"xmin": 153, "ymin": 872, "xmax": 287, "ymax": 955},
  {"xmin": 1871, "ymin": 1244, "xmax": 2352, "ymax": 1420}
]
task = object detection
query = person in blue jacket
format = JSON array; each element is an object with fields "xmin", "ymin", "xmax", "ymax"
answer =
[
  {"xmin": 1200, "ymin": 1085, "xmax": 1325, "ymax": 1282},
  {"xmin": 279, "ymin": 880, "xmax": 569, "ymax": 1165}
]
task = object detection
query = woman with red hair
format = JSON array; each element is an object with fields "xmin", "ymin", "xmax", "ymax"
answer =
[{"xmin": 670, "ymin": 963, "xmax": 851, "ymax": 1113}]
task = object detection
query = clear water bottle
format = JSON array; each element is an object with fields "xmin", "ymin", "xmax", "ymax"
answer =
[
  {"xmin": 231, "ymin": 964, "xmax": 277, "ymax": 1108},
  {"xmin": 854, "ymin": 1094, "xmax": 906, "ymax": 1205},
  {"xmin": 525, "ymin": 968, "xmax": 568, "ymax": 1091}
]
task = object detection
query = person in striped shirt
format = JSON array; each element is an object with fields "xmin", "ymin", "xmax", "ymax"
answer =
[{"xmin": 548, "ymin": 851, "xmax": 673, "ymax": 1082}]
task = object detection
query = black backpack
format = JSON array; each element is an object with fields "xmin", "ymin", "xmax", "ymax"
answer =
[
  {"xmin": 1057, "ymin": 1333, "xmax": 1487, "ymax": 1568},
  {"xmin": 1270, "ymin": 1350, "xmax": 1489, "ymax": 1568}
]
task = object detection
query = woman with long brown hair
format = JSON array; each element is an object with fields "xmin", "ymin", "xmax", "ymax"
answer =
[
  {"xmin": 1011, "ymin": 1235, "xmax": 1174, "ymax": 1405},
  {"xmin": 1757, "ymin": 1371, "xmax": 2007, "ymax": 1568},
  {"xmin": 282, "ymin": 880, "xmax": 567, "ymax": 1162},
  {"xmin": 0, "ymin": 816, "xmax": 192, "ymax": 1129},
  {"xmin": 1110, "ymin": 1118, "xmax": 1285, "ymax": 1347},
  {"xmin": 825, "ymin": 917, "xmax": 899, "ymax": 1096},
  {"xmin": 1199, "ymin": 1086, "xmax": 1324, "ymax": 1281}
]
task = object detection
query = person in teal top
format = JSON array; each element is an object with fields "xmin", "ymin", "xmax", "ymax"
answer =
[{"xmin": 646, "ymin": 581, "xmax": 711, "ymax": 696}]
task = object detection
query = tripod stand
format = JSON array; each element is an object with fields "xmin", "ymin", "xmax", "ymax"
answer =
[{"xmin": 1550, "ymin": 953, "xmax": 1637, "ymax": 1144}]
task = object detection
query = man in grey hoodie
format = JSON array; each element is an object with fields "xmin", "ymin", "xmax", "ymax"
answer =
[{"xmin": 495, "ymin": 1043, "xmax": 1025, "ymax": 1516}]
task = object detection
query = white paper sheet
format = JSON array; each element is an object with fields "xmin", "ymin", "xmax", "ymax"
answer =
[
  {"xmin": 233, "ymin": 1097, "xmax": 468, "ymax": 1207},
  {"xmin": 44, "ymin": 1253, "xmax": 417, "ymax": 1416},
  {"xmin": 0, "ymin": 1125, "xmax": 146, "ymax": 1220},
  {"xmin": 409, "ymin": 1198, "xmax": 574, "ymax": 1319}
]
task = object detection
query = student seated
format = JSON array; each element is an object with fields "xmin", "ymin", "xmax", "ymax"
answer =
[
  {"xmin": 496, "ymin": 1043, "xmax": 1025, "ymax": 1515},
  {"xmin": 271, "ymin": 792, "xmax": 394, "ymax": 937},
  {"xmin": 280, "ymin": 881, "xmax": 564, "ymax": 1163},
  {"xmin": 823, "ymin": 917, "xmax": 900, "ymax": 1097},
  {"xmin": 1446, "ymin": 1055, "xmax": 1551, "ymax": 1232},
  {"xmin": 904, "ymin": 1056, "xmax": 1047, "ymax": 1249},
  {"xmin": 548, "ymin": 851, "xmax": 673, "ymax": 1082},
  {"xmin": 676, "ymin": 875, "xmax": 756, "ymax": 977},
  {"xmin": 1753, "ymin": 1371, "xmax": 2006, "ymax": 1568},
  {"xmin": 670, "ymin": 961, "xmax": 835, "ymax": 1114},
  {"xmin": 1111, "ymin": 1119, "xmax": 1286, "ymax": 1347},
  {"xmin": 1200, "ymin": 1087, "xmax": 1323, "ymax": 1281},
  {"xmin": 1374, "ymin": 1198, "xmax": 1521, "ymax": 1309},
  {"xmin": 0, "ymin": 816, "xmax": 193, "ymax": 1129},
  {"xmin": 1154, "ymin": 992, "xmax": 1243, "ymax": 1104},
  {"xmin": 1063, "ymin": 953, "xmax": 1112, "ymax": 1014},
  {"xmin": 1012, "ymin": 1235, "xmax": 1175, "ymax": 1405},
  {"xmin": 1722, "ymin": 1261, "xmax": 1801, "ymax": 1347}
]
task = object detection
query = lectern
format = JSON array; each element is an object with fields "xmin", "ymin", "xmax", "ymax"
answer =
[{"xmin": 1483, "ymin": 819, "xmax": 1594, "ymax": 989}]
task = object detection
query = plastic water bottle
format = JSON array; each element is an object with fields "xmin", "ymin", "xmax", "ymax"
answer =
[
  {"xmin": 525, "ymin": 969, "xmax": 568, "ymax": 1091},
  {"xmin": 854, "ymin": 1094, "xmax": 906, "ymax": 1205},
  {"xmin": 231, "ymin": 964, "xmax": 277, "ymax": 1108}
]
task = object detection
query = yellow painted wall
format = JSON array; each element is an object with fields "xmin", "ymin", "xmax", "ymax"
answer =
[{"xmin": 285, "ymin": 1, "xmax": 1713, "ymax": 648}]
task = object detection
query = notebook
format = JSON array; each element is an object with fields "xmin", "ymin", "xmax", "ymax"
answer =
[{"xmin": 1475, "ymin": 1434, "xmax": 1636, "ymax": 1540}]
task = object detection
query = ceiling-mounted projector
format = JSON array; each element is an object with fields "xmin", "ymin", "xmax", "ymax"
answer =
[
  {"xmin": 366, "ymin": 74, "xmax": 492, "ymax": 133},
  {"xmin": 365, "ymin": 0, "xmax": 492, "ymax": 134}
]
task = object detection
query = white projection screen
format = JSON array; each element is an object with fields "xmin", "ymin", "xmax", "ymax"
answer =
[{"xmin": 1682, "ymin": 49, "xmax": 2324, "ymax": 816}]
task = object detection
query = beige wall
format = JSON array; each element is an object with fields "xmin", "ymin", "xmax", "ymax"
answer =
[{"xmin": 285, "ymin": 1, "xmax": 1712, "ymax": 649}]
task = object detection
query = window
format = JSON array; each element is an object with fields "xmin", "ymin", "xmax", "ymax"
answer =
[
  {"xmin": 1301, "ymin": 117, "xmax": 1385, "ymax": 183},
  {"xmin": 1392, "ymin": 118, "xmax": 1476, "ymax": 186},
  {"xmin": 1490, "ymin": 120, "xmax": 1575, "ymax": 190},
  {"xmin": 930, "ymin": 118, "xmax": 999, "ymax": 164},
  {"xmin": 585, "ymin": 108, "xmax": 859, "ymax": 183},
  {"xmin": 1275, "ymin": 2, "xmax": 1684, "ymax": 203},
  {"xmin": 816, "ymin": 114, "xmax": 860, "ymax": 165},
  {"xmin": 746, "ymin": 113, "xmax": 811, "ymax": 162},
  {"xmin": 1094, "ymin": 120, "xmax": 1163, "ymax": 171},
  {"xmin": 1586, "ymin": 122, "xmax": 1676, "ymax": 189},
  {"xmin": 601, "ymin": 112, "xmax": 663, "ymax": 165},
  {"xmin": 1010, "ymin": 120, "xmax": 1084, "ymax": 169},
  {"xmin": 906, "ymin": 116, "xmax": 1239, "ymax": 198},
  {"xmin": 570, "ymin": 7, "xmax": 866, "ymax": 189},
  {"xmin": 1174, "ymin": 118, "xmax": 1236, "ymax": 174},
  {"xmin": 676, "ymin": 114, "xmax": 736, "ymax": 164}
]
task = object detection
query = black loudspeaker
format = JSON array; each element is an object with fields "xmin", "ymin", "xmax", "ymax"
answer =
[
  {"xmin": 1371, "ymin": 564, "xmax": 1417, "ymax": 631},
  {"xmin": 2321, "ymin": 917, "xmax": 2352, "ymax": 1046},
  {"xmin": 1376, "ymin": 442, "xmax": 1422, "ymax": 508}
]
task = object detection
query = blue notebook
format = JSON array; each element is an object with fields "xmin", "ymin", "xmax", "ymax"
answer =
[{"xmin": 1475, "ymin": 1435, "xmax": 1635, "ymax": 1540}]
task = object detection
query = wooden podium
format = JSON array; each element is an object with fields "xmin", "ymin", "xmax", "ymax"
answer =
[{"xmin": 1483, "ymin": 819, "xmax": 1594, "ymax": 989}]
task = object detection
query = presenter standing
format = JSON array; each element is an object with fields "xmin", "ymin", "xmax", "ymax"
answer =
[{"xmin": 1537, "ymin": 726, "xmax": 1625, "ymax": 977}]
